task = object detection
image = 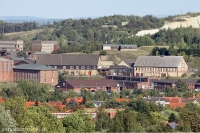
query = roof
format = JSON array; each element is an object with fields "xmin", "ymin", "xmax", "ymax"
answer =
[
  {"xmin": 144, "ymin": 97, "xmax": 165, "ymax": 102},
  {"xmin": 167, "ymin": 122, "xmax": 177, "ymax": 129},
  {"xmin": 0, "ymin": 57, "xmax": 10, "ymax": 61},
  {"xmin": 165, "ymin": 97, "xmax": 183, "ymax": 103},
  {"xmin": 32, "ymin": 40, "xmax": 58, "ymax": 44},
  {"xmin": 123, "ymin": 59, "xmax": 135, "ymax": 67},
  {"xmin": 154, "ymin": 79, "xmax": 198, "ymax": 84},
  {"xmin": 26, "ymin": 101, "xmax": 42, "ymax": 107},
  {"xmin": 170, "ymin": 102, "xmax": 185, "ymax": 109},
  {"xmin": 195, "ymin": 83, "xmax": 200, "ymax": 85},
  {"xmin": 103, "ymin": 44, "xmax": 137, "ymax": 46},
  {"xmin": 13, "ymin": 64, "xmax": 57, "ymax": 71},
  {"xmin": 66, "ymin": 97, "xmax": 83, "ymax": 104},
  {"xmin": 134, "ymin": 56, "xmax": 184, "ymax": 67},
  {"xmin": 65, "ymin": 79, "xmax": 122, "ymax": 88},
  {"xmin": 116, "ymin": 98, "xmax": 130, "ymax": 102},
  {"xmin": 14, "ymin": 60, "xmax": 35, "ymax": 65},
  {"xmin": 0, "ymin": 97, "xmax": 4, "ymax": 103},
  {"xmin": 36, "ymin": 54, "xmax": 99, "ymax": 66},
  {"xmin": 183, "ymin": 98, "xmax": 200, "ymax": 103}
]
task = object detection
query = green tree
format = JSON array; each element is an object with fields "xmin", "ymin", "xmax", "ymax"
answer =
[
  {"xmin": 100, "ymin": 50, "xmax": 107, "ymax": 55},
  {"xmin": 0, "ymin": 105, "xmax": 18, "ymax": 133},
  {"xmin": 63, "ymin": 110, "xmax": 95, "ymax": 132},
  {"xmin": 18, "ymin": 106, "xmax": 65, "ymax": 133},
  {"xmin": 58, "ymin": 34, "xmax": 68, "ymax": 48},
  {"xmin": 168, "ymin": 113, "xmax": 178, "ymax": 122},
  {"xmin": 175, "ymin": 79, "xmax": 188, "ymax": 92},
  {"xmin": 16, "ymin": 51, "xmax": 28, "ymax": 58},
  {"xmin": 85, "ymin": 101, "xmax": 95, "ymax": 108}
]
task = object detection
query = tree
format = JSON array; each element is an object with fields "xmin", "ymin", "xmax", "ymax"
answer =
[
  {"xmin": 0, "ymin": 105, "xmax": 18, "ymax": 133},
  {"xmin": 66, "ymin": 98, "xmax": 77, "ymax": 109},
  {"xmin": 18, "ymin": 106, "xmax": 65, "ymax": 133},
  {"xmin": 16, "ymin": 51, "xmax": 27, "ymax": 58},
  {"xmin": 100, "ymin": 50, "xmax": 107, "ymax": 55},
  {"xmin": 58, "ymin": 34, "xmax": 68, "ymax": 48},
  {"xmin": 175, "ymin": 79, "xmax": 188, "ymax": 92},
  {"xmin": 85, "ymin": 101, "xmax": 95, "ymax": 108},
  {"xmin": 168, "ymin": 113, "xmax": 178, "ymax": 122},
  {"xmin": 62, "ymin": 110, "xmax": 95, "ymax": 132}
]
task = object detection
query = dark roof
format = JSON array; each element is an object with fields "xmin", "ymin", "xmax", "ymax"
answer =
[
  {"xmin": 36, "ymin": 54, "xmax": 99, "ymax": 66},
  {"xmin": 13, "ymin": 64, "xmax": 57, "ymax": 70},
  {"xmin": 154, "ymin": 79, "xmax": 198, "ymax": 84},
  {"xmin": 65, "ymin": 79, "xmax": 122, "ymax": 88},
  {"xmin": 144, "ymin": 97, "xmax": 165, "ymax": 102},
  {"xmin": 134, "ymin": 56, "xmax": 184, "ymax": 67},
  {"xmin": 183, "ymin": 98, "xmax": 200, "ymax": 103},
  {"xmin": 109, "ymin": 65, "xmax": 130, "ymax": 69},
  {"xmin": 14, "ymin": 60, "xmax": 35, "ymax": 66},
  {"xmin": 195, "ymin": 83, "xmax": 200, "ymax": 85},
  {"xmin": 123, "ymin": 59, "xmax": 134, "ymax": 67}
]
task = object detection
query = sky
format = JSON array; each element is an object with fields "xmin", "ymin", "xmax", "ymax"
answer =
[{"xmin": 0, "ymin": 0, "xmax": 200, "ymax": 19}]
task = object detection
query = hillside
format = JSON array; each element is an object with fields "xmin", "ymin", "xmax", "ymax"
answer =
[{"xmin": 136, "ymin": 15, "xmax": 200, "ymax": 36}]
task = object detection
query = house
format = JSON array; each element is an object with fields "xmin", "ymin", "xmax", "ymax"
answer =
[
  {"xmin": 66, "ymin": 97, "xmax": 84, "ymax": 104},
  {"xmin": 56, "ymin": 79, "xmax": 123, "ymax": 93},
  {"xmin": 52, "ymin": 112, "xmax": 97, "ymax": 119},
  {"xmin": 153, "ymin": 79, "xmax": 198, "ymax": 91},
  {"xmin": 26, "ymin": 101, "xmax": 42, "ymax": 107},
  {"xmin": 13, "ymin": 64, "xmax": 58, "ymax": 85},
  {"xmin": 183, "ymin": 98, "xmax": 200, "ymax": 105},
  {"xmin": 0, "ymin": 39, "xmax": 23, "ymax": 52},
  {"xmin": 32, "ymin": 40, "xmax": 58, "ymax": 53},
  {"xmin": 116, "ymin": 98, "xmax": 130, "ymax": 102},
  {"xmin": 118, "ymin": 59, "xmax": 134, "ymax": 68},
  {"xmin": 134, "ymin": 56, "xmax": 188, "ymax": 77},
  {"xmin": 103, "ymin": 44, "xmax": 137, "ymax": 51},
  {"xmin": 48, "ymin": 101, "xmax": 66, "ymax": 110},
  {"xmin": 144, "ymin": 97, "xmax": 166, "ymax": 107},
  {"xmin": 13, "ymin": 59, "xmax": 35, "ymax": 66},
  {"xmin": 36, "ymin": 54, "xmax": 100, "ymax": 76},
  {"xmin": 0, "ymin": 58, "xmax": 14, "ymax": 82}
]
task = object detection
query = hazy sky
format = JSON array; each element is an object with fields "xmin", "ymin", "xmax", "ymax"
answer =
[{"xmin": 1, "ymin": 0, "xmax": 200, "ymax": 19}]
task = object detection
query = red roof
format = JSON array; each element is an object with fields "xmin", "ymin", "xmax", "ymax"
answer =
[
  {"xmin": 66, "ymin": 97, "xmax": 83, "ymax": 104},
  {"xmin": 116, "ymin": 98, "xmax": 130, "ymax": 102},
  {"xmin": 0, "ymin": 97, "xmax": 4, "ymax": 103},
  {"xmin": 48, "ymin": 102, "xmax": 65, "ymax": 109},
  {"xmin": 170, "ymin": 102, "xmax": 185, "ymax": 109},
  {"xmin": 26, "ymin": 101, "xmax": 41, "ymax": 107},
  {"xmin": 165, "ymin": 97, "xmax": 182, "ymax": 103}
]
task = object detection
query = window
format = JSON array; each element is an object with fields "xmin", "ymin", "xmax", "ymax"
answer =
[
  {"xmin": 63, "ymin": 82, "xmax": 65, "ymax": 86},
  {"xmin": 87, "ymin": 66, "xmax": 91, "ymax": 69},
  {"xmin": 81, "ymin": 66, "xmax": 85, "ymax": 69},
  {"xmin": 70, "ymin": 66, "xmax": 74, "ymax": 69},
  {"xmin": 6, "ymin": 62, "xmax": 8, "ymax": 71},
  {"xmin": 10, "ymin": 62, "xmax": 12, "ymax": 70},
  {"xmin": 54, "ymin": 66, "xmax": 57, "ymax": 69},
  {"xmin": 45, "ymin": 79, "xmax": 46, "ymax": 82},
  {"xmin": 93, "ymin": 66, "xmax": 96, "ymax": 69},
  {"xmin": 63, "ymin": 66, "xmax": 66, "ymax": 69},
  {"xmin": 2, "ymin": 62, "xmax": 4, "ymax": 71},
  {"xmin": 76, "ymin": 66, "xmax": 79, "ymax": 69}
]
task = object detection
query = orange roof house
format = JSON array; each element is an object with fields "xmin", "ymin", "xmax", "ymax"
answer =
[
  {"xmin": 170, "ymin": 102, "xmax": 185, "ymax": 109},
  {"xmin": 48, "ymin": 102, "xmax": 66, "ymax": 109},
  {"xmin": 66, "ymin": 97, "xmax": 83, "ymax": 104},
  {"xmin": 165, "ymin": 97, "xmax": 183, "ymax": 103},
  {"xmin": 116, "ymin": 98, "xmax": 130, "ymax": 102},
  {"xmin": 0, "ymin": 97, "xmax": 4, "ymax": 103},
  {"xmin": 26, "ymin": 101, "xmax": 41, "ymax": 107}
]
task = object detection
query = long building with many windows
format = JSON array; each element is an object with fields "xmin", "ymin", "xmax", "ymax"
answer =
[
  {"xmin": 0, "ymin": 58, "xmax": 13, "ymax": 82},
  {"xmin": 0, "ymin": 39, "xmax": 23, "ymax": 52},
  {"xmin": 134, "ymin": 56, "xmax": 188, "ymax": 77}
]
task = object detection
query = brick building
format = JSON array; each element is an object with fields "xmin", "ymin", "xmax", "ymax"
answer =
[
  {"xmin": 134, "ymin": 56, "xmax": 188, "ymax": 77},
  {"xmin": 0, "ymin": 58, "xmax": 13, "ymax": 82},
  {"xmin": 13, "ymin": 64, "xmax": 58, "ymax": 85},
  {"xmin": 56, "ymin": 79, "xmax": 123, "ymax": 93}
]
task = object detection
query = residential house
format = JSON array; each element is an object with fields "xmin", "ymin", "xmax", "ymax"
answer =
[
  {"xmin": 66, "ymin": 97, "xmax": 84, "ymax": 104},
  {"xmin": 134, "ymin": 56, "xmax": 188, "ymax": 77},
  {"xmin": 48, "ymin": 101, "xmax": 66, "ymax": 110},
  {"xmin": 153, "ymin": 79, "xmax": 198, "ymax": 91},
  {"xmin": 32, "ymin": 40, "xmax": 58, "ymax": 53},
  {"xmin": 0, "ymin": 39, "xmax": 23, "ymax": 52},
  {"xmin": 13, "ymin": 64, "xmax": 58, "ymax": 85},
  {"xmin": 56, "ymin": 79, "xmax": 123, "ymax": 93},
  {"xmin": 0, "ymin": 58, "xmax": 14, "ymax": 82},
  {"xmin": 183, "ymin": 98, "xmax": 200, "ymax": 105},
  {"xmin": 116, "ymin": 98, "xmax": 130, "ymax": 102},
  {"xmin": 52, "ymin": 112, "xmax": 97, "ymax": 119},
  {"xmin": 144, "ymin": 97, "xmax": 166, "ymax": 107},
  {"xmin": 108, "ymin": 66, "xmax": 133, "ymax": 76},
  {"xmin": 26, "ymin": 101, "xmax": 42, "ymax": 107},
  {"xmin": 36, "ymin": 54, "xmax": 100, "ymax": 76}
]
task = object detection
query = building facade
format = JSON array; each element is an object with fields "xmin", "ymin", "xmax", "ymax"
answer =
[
  {"xmin": 0, "ymin": 39, "xmax": 23, "ymax": 52},
  {"xmin": 36, "ymin": 54, "xmax": 100, "ymax": 76},
  {"xmin": 32, "ymin": 40, "xmax": 58, "ymax": 53},
  {"xmin": 0, "ymin": 58, "xmax": 13, "ymax": 82},
  {"xmin": 13, "ymin": 64, "xmax": 58, "ymax": 85},
  {"xmin": 134, "ymin": 56, "xmax": 188, "ymax": 77}
]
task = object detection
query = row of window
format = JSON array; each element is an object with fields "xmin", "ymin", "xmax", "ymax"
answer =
[
  {"xmin": 135, "ymin": 67, "xmax": 177, "ymax": 72},
  {"xmin": 1, "ymin": 62, "xmax": 12, "ymax": 71},
  {"xmin": 53, "ymin": 66, "xmax": 96, "ymax": 69}
]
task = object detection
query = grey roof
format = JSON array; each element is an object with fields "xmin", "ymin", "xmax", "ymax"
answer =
[
  {"xmin": 36, "ymin": 54, "xmax": 100, "ymax": 66},
  {"xmin": 154, "ymin": 79, "xmax": 198, "ymax": 84},
  {"xmin": 0, "ymin": 58, "xmax": 9, "ymax": 61},
  {"xmin": 134, "ymin": 56, "xmax": 184, "ymax": 67},
  {"xmin": 123, "ymin": 59, "xmax": 135, "ymax": 67},
  {"xmin": 13, "ymin": 64, "xmax": 57, "ymax": 70},
  {"xmin": 195, "ymin": 83, "xmax": 200, "ymax": 85}
]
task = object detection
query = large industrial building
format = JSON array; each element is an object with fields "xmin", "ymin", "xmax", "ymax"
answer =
[
  {"xmin": 32, "ymin": 40, "xmax": 58, "ymax": 53},
  {"xmin": 0, "ymin": 39, "xmax": 23, "ymax": 52}
]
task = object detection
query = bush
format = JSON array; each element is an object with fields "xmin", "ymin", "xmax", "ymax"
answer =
[{"xmin": 100, "ymin": 50, "xmax": 107, "ymax": 55}]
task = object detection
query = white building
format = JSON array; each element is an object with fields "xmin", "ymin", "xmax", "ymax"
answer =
[{"xmin": 0, "ymin": 39, "xmax": 23, "ymax": 51}]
